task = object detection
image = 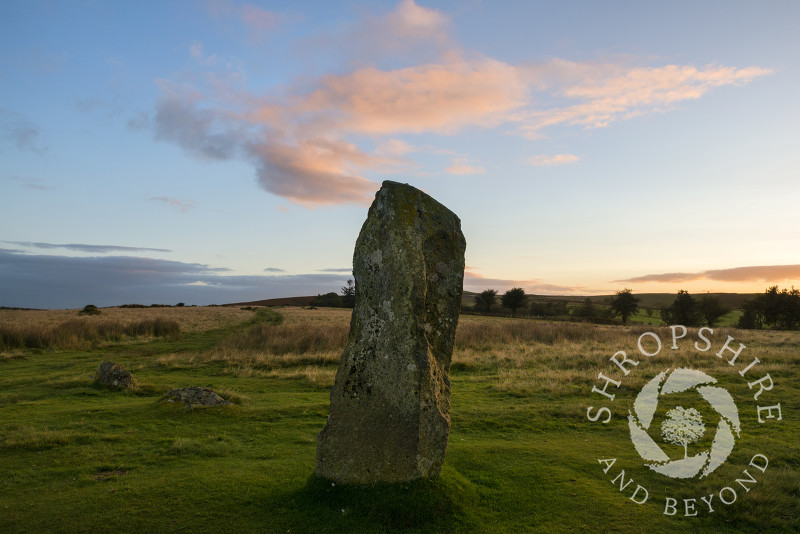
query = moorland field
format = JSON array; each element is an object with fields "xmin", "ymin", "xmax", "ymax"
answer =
[{"xmin": 1, "ymin": 306, "xmax": 797, "ymax": 533}]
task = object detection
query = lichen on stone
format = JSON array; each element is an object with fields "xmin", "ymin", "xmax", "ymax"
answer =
[{"xmin": 315, "ymin": 181, "xmax": 466, "ymax": 484}]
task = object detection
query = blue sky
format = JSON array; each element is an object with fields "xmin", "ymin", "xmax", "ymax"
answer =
[{"xmin": 2, "ymin": 0, "xmax": 799, "ymax": 308}]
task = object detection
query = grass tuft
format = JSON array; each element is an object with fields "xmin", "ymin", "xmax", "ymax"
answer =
[
  {"xmin": 0, "ymin": 317, "xmax": 180, "ymax": 351},
  {"xmin": 0, "ymin": 425, "xmax": 82, "ymax": 450}
]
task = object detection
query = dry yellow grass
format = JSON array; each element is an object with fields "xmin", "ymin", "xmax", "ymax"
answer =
[
  {"xmin": 153, "ymin": 307, "xmax": 800, "ymax": 393},
  {"xmin": 0, "ymin": 305, "xmax": 254, "ymax": 333},
  {"xmin": 10, "ymin": 304, "xmax": 796, "ymax": 397},
  {"xmin": 0, "ymin": 305, "xmax": 258, "ymax": 353}
]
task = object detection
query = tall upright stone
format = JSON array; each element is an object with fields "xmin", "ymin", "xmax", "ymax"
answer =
[{"xmin": 316, "ymin": 181, "xmax": 466, "ymax": 484}]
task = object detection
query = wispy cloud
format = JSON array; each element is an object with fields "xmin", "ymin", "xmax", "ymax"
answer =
[
  {"xmin": 127, "ymin": 110, "xmax": 151, "ymax": 130},
  {"xmin": 239, "ymin": 4, "xmax": 283, "ymax": 37},
  {"xmin": 189, "ymin": 40, "xmax": 218, "ymax": 67},
  {"xmin": 446, "ymin": 158, "xmax": 486, "ymax": 175},
  {"xmin": 614, "ymin": 265, "xmax": 800, "ymax": 284},
  {"xmin": 5, "ymin": 241, "xmax": 172, "ymax": 254},
  {"xmin": 518, "ymin": 61, "xmax": 772, "ymax": 138},
  {"xmin": 528, "ymin": 153, "xmax": 579, "ymax": 166},
  {"xmin": 149, "ymin": 196, "xmax": 194, "ymax": 212},
  {"xmin": 303, "ymin": 0, "xmax": 451, "ymax": 66},
  {"xmin": 10, "ymin": 176, "xmax": 53, "ymax": 190},
  {"xmin": 263, "ymin": 267, "xmax": 285, "ymax": 273},
  {"xmin": 317, "ymin": 267, "xmax": 353, "ymax": 273},
  {"xmin": 375, "ymin": 138, "xmax": 415, "ymax": 157},
  {"xmin": 206, "ymin": 0, "xmax": 286, "ymax": 39},
  {"xmin": 0, "ymin": 109, "xmax": 47, "ymax": 154},
  {"xmin": 150, "ymin": 1, "xmax": 771, "ymax": 207},
  {"xmin": 464, "ymin": 268, "xmax": 592, "ymax": 295}
]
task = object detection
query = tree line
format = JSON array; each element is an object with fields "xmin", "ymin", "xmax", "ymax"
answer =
[
  {"xmin": 472, "ymin": 287, "xmax": 643, "ymax": 324},
  {"xmin": 314, "ymin": 279, "xmax": 800, "ymax": 331},
  {"xmin": 738, "ymin": 286, "xmax": 800, "ymax": 330},
  {"xmin": 470, "ymin": 286, "xmax": 800, "ymax": 331}
]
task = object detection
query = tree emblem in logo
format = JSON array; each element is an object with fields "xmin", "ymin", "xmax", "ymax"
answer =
[
  {"xmin": 628, "ymin": 368, "xmax": 741, "ymax": 479},
  {"xmin": 661, "ymin": 406, "xmax": 705, "ymax": 459}
]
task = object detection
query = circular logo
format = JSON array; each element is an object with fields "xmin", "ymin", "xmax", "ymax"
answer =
[{"xmin": 628, "ymin": 367, "xmax": 741, "ymax": 479}]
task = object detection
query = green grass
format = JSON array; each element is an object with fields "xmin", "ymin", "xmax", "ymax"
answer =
[{"xmin": 1, "ymin": 307, "xmax": 797, "ymax": 533}]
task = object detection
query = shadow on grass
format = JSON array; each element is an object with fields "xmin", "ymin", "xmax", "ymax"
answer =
[{"xmin": 274, "ymin": 467, "xmax": 480, "ymax": 533}]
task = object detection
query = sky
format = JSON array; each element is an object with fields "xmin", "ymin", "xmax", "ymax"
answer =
[{"xmin": 1, "ymin": 0, "xmax": 799, "ymax": 309}]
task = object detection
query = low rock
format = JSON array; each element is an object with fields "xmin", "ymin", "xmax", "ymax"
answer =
[
  {"xmin": 96, "ymin": 361, "xmax": 133, "ymax": 388},
  {"xmin": 164, "ymin": 387, "xmax": 232, "ymax": 407}
]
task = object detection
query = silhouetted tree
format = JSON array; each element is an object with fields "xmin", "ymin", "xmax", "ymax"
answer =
[
  {"xmin": 610, "ymin": 289, "xmax": 639, "ymax": 325},
  {"xmin": 661, "ymin": 290, "xmax": 702, "ymax": 326},
  {"xmin": 340, "ymin": 279, "xmax": 356, "ymax": 308},
  {"xmin": 473, "ymin": 289, "xmax": 497, "ymax": 314},
  {"xmin": 572, "ymin": 297, "xmax": 596, "ymax": 318},
  {"xmin": 738, "ymin": 286, "xmax": 800, "ymax": 330},
  {"xmin": 502, "ymin": 287, "xmax": 527, "ymax": 317},
  {"xmin": 698, "ymin": 294, "xmax": 729, "ymax": 327},
  {"xmin": 530, "ymin": 300, "xmax": 569, "ymax": 318}
]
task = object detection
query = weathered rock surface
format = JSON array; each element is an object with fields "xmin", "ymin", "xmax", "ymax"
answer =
[
  {"xmin": 95, "ymin": 361, "xmax": 133, "ymax": 388},
  {"xmin": 164, "ymin": 387, "xmax": 232, "ymax": 407},
  {"xmin": 316, "ymin": 181, "xmax": 466, "ymax": 484}
]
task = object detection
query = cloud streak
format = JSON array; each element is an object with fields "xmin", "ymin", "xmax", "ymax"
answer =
[
  {"xmin": 614, "ymin": 265, "xmax": 800, "ymax": 284},
  {"xmin": 464, "ymin": 269, "xmax": 592, "ymax": 295},
  {"xmin": 10, "ymin": 176, "xmax": 53, "ymax": 190},
  {"xmin": 5, "ymin": 242, "xmax": 172, "ymax": 254},
  {"xmin": 528, "ymin": 154, "xmax": 579, "ymax": 166},
  {"xmin": 150, "ymin": 1, "xmax": 771, "ymax": 206},
  {"xmin": 149, "ymin": 196, "xmax": 194, "ymax": 212}
]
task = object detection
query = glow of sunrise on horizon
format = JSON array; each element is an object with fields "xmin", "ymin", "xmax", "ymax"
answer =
[{"xmin": 1, "ymin": 0, "xmax": 799, "ymax": 308}]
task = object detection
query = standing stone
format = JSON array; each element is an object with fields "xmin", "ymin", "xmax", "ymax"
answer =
[{"xmin": 316, "ymin": 181, "xmax": 466, "ymax": 484}]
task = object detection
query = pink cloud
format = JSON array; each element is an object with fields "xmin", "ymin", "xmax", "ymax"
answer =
[
  {"xmin": 463, "ymin": 269, "xmax": 592, "ymax": 295},
  {"xmin": 240, "ymin": 4, "xmax": 280, "ymax": 33},
  {"xmin": 249, "ymin": 138, "xmax": 382, "ymax": 206},
  {"xmin": 446, "ymin": 158, "xmax": 485, "ymax": 175},
  {"xmin": 206, "ymin": 0, "xmax": 285, "ymax": 41},
  {"xmin": 313, "ymin": 0, "xmax": 450, "ymax": 64},
  {"xmin": 528, "ymin": 153, "xmax": 579, "ymax": 166},
  {"xmin": 289, "ymin": 58, "xmax": 529, "ymax": 135},
  {"xmin": 383, "ymin": 0, "xmax": 447, "ymax": 38},
  {"xmin": 519, "ymin": 62, "xmax": 772, "ymax": 137},
  {"xmin": 375, "ymin": 138, "xmax": 415, "ymax": 157},
  {"xmin": 152, "ymin": 2, "xmax": 772, "ymax": 207},
  {"xmin": 614, "ymin": 265, "xmax": 800, "ymax": 284}
]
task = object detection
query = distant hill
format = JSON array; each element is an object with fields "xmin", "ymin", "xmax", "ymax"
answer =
[{"xmin": 225, "ymin": 295, "xmax": 316, "ymax": 307}]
